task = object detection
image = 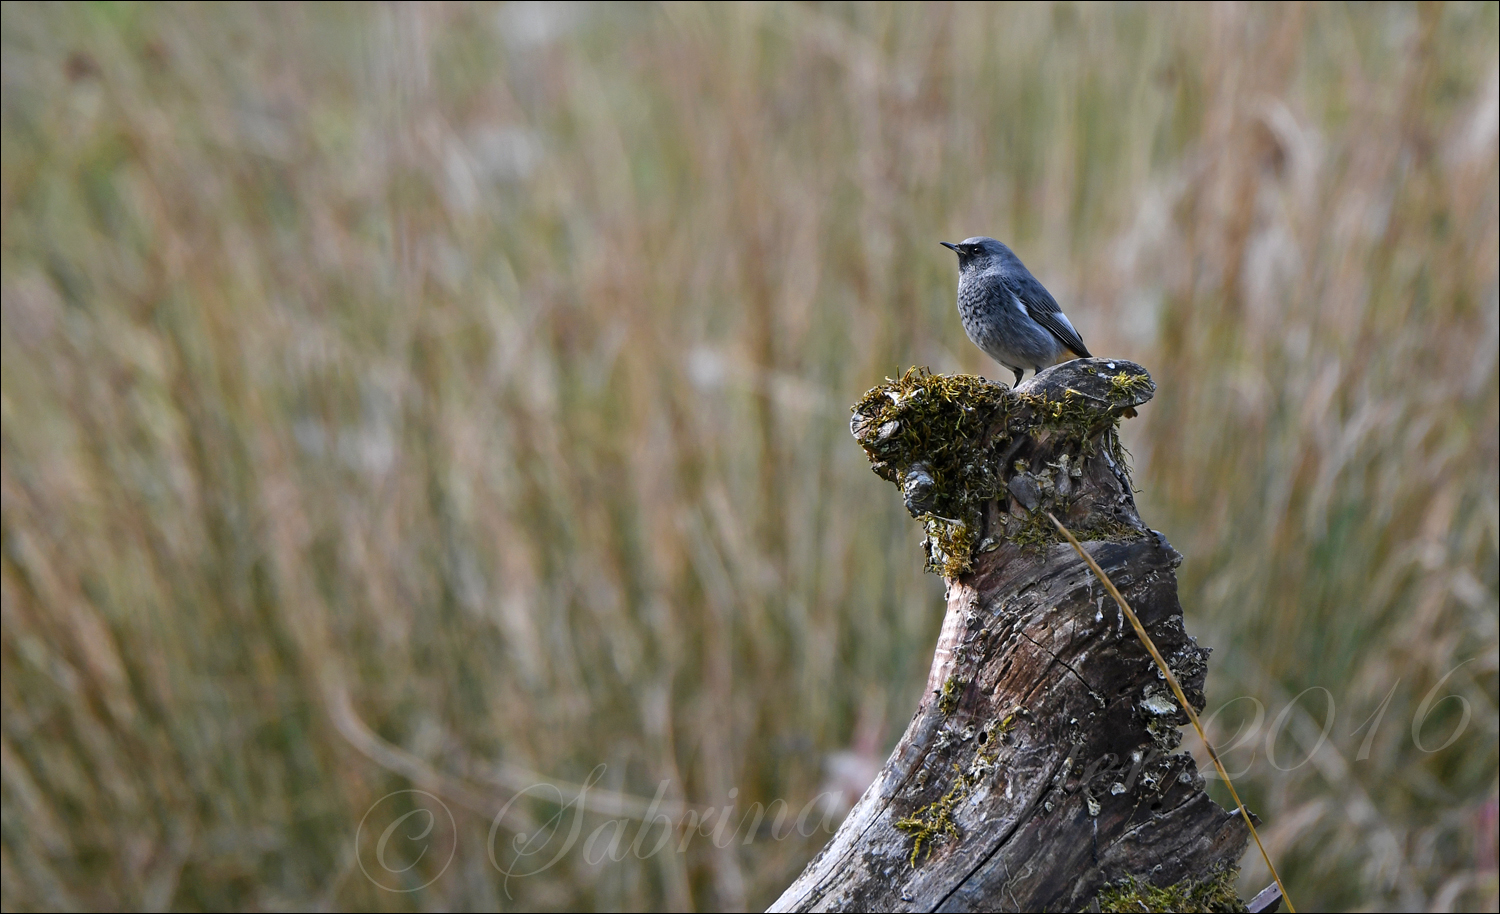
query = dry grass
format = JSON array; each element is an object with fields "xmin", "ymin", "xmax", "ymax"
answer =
[{"xmin": 1, "ymin": 2, "xmax": 1496, "ymax": 911}]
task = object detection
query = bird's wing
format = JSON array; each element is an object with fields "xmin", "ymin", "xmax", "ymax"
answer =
[{"xmin": 1010, "ymin": 275, "xmax": 1092, "ymax": 359}]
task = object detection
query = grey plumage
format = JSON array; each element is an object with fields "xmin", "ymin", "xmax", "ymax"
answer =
[{"xmin": 941, "ymin": 236, "xmax": 1091, "ymax": 387}]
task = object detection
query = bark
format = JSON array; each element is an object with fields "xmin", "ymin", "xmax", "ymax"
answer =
[{"xmin": 769, "ymin": 359, "xmax": 1260, "ymax": 913}]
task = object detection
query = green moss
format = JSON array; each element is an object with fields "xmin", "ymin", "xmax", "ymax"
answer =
[
  {"xmin": 853, "ymin": 367, "xmax": 1147, "ymax": 574},
  {"xmin": 966, "ymin": 713, "xmax": 1014, "ymax": 779},
  {"xmin": 1095, "ymin": 867, "xmax": 1246, "ymax": 913},
  {"xmin": 852, "ymin": 369, "xmax": 1011, "ymax": 478},
  {"xmin": 1016, "ymin": 388, "xmax": 1112, "ymax": 438},
  {"xmin": 1107, "ymin": 369, "xmax": 1155, "ymax": 399},
  {"xmin": 1075, "ymin": 516, "xmax": 1149, "ymax": 544},
  {"xmin": 996, "ymin": 711, "xmax": 1019, "ymax": 735},
  {"xmin": 893, "ymin": 766, "xmax": 967, "ymax": 866},
  {"xmin": 853, "ymin": 368, "xmax": 1013, "ymax": 576},
  {"xmin": 1009, "ymin": 507, "xmax": 1057, "ymax": 550},
  {"xmin": 1005, "ymin": 507, "xmax": 1146, "ymax": 551},
  {"xmin": 938, "ymin": 675, "xmax": 963, "ymax": 716},
  {"xmin": 895, "ymin": 709, "xmax": 1028, "ymax": 867},
  {"xmin": 926, "ymin": 516, "xmax": 980, "ymax": 577}
]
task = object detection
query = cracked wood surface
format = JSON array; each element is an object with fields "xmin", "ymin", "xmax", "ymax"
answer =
[{"xmin": 769, "ymin": 360, "xmax": 1250, "ymax": 913}]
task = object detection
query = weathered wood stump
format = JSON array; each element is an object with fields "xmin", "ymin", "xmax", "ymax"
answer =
[{"xmin": 770, "ymin": 359, "xmax": 1257, "ymax": 913}]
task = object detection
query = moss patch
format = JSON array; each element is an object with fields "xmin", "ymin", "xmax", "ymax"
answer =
[
  {"xmin": 852, "ymin": 368, "xmax": 1012, "ymax": 576},
  {"xmin": 1095, "ymin": 867, "xmax": 1246, "ymax": 913},
  {"xmin": 851, "ymin": 365, "xmax": 1150, "ymax": 575},
  {"xmin": 1107, "ymin": 369, "xmax": 1155, "ymax": 400},
  {"xmin": 893, "ymin": 766, "xmax": 967, "ymax": 866},
  {"xmin": 1016, "ymin": 387, "xmax": 1101, "ymax": 432},
  {"xmin": 1075, "ymin": 516, "xmax": 1146, "ymax": 543},
  {"xmin": 1009, "ymin": 507, "xmax": 1057, "ymax": 550},
  {"xmin": 1006, "ymin": 507, "xmax": 1147, "ymax": 552},
  {"xmin": 925, "ymin": 514, "xmax": 980, "ymax": 578},
  {"xmin": 937, "ymin": 675, "xmax": 963, "ymax": 716}
]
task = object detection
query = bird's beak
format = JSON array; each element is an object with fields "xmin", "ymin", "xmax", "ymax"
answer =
[{"xmin": 940, "ymin": 241, "xmax": 959, "ymax": 252}]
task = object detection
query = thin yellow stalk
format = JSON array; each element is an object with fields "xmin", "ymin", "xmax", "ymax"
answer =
[{"xmin": 1046, "ymin": 512, "xmax": 1295, "ymax": 913}]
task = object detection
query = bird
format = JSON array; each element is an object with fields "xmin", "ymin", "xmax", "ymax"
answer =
[{"xmin": 940, "ymin": 237, "xmax": 1091, "ymax": 387}]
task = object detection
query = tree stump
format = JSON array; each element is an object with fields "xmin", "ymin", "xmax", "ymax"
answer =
[{"xmin": 769, "ymin": 359, "xmax": 1261, "ymax": 913}]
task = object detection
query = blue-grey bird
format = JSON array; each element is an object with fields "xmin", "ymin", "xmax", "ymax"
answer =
[{"xmin": 941, "ymin": 237, "xmax": 1091, "ymax": 387}]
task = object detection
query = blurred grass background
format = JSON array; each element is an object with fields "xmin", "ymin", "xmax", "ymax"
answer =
[{"xmin": 1, "ymin": 1, "xmax": 1496, "ymax": 911}]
